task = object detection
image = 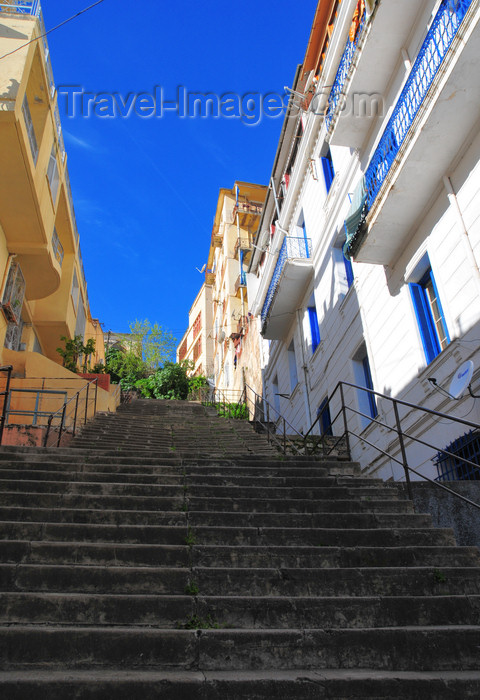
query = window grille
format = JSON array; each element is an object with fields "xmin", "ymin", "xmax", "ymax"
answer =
[{"xmin": 434, "ymin": 430, "xmax": 480, "ymax": 481}]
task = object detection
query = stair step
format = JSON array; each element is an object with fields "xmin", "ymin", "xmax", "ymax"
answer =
[
  {"xmin": 0, "ymin": 397, "xmax": 477, "ymax": 691},
  {"xmin": 1, "ymin": 593, "xmax": 479, "ymax": 628},
  {"xmin": 1, "ymin": 669, "xmax": 479, "ymax": 700},
  {"xmin": 1, "ymin": 626, "xmax": 479, "ymax": 671}
]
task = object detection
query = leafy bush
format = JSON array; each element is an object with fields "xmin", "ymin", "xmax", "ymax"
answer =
[
  {"xmin": 136, "ymin": 362, "xmax": 190, "ymax": 400},
  {"xmin": 216, "ymin": 402, "xmax": 249, "ymax": 420}
]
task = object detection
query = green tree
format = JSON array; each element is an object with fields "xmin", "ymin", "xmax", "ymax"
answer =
[
  {"xmin": 128, "ymin": 319, "xmax": 177, "ymax": 370},
  {"xmin": 105, "ymin": 346, "xmax": 149, "ymax": 391},
  {"xmin": 57, "ymin": 336, "xmax": 96, "ymax": 374}
]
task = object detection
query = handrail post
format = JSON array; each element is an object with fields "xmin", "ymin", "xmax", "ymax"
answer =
[
  {"xmin": 57, "ymin": 403, "xmax": 67, "ymax": 448},
  {"xmin": 393, "ymin": 399, "xmax": 413, "ymax": 503},
  {"xmin": 94, "ymin": 379, "xmax": 98, "ymax": 416},
  {"xmin": 339, "ymin": 382, "xmax": 351, "ymax": 459},
  {"xmin": 283, "ymin": 417, "xmax": 286, "ymax": 455},
  {"xmin": 84, "ymin": 383, "xmax": 89, "ymax": 424},
  {"xmin": 44, "ymin": 414, "xmax": 53, "ymax": 447},
  {"xmin": 0, "ymin": 365, "xmax": 12, "ymax": 446},
  {"xmin": 73, "ymin": 392, "xmax": 80, "ymax": 438}
]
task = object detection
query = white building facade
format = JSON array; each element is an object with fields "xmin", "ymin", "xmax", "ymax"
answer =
[{"xmin": 249, "ymin": 0, "xmax": 480, "ymax": 482}]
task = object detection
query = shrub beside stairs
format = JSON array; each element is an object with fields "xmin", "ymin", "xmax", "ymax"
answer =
[{"xmin": 0, "ymin": 399, "xmax": 479, "ymax": 698}]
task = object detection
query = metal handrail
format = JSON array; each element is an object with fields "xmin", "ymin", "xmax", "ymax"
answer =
[
  {"xmin": 43, "ymin": 378, "xmax": 98, "ymax": 448},
  {"xmin": 5, "ymin": 388, "xmax": 68, "ymax": 426},
  {"xmin": 0, "ymin": 365, "xmax": 13, "ymax": 445},
  {"xmin": 244, "ymin": 383, "xmax": 303, "ymax": 456},
  {"xmin": 304, "ymin": 380, "xmax": 480, "ymax": 511}
]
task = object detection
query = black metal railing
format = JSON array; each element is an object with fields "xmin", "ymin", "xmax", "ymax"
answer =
[
  {"xmin": 243, "ymin": 383, "xmax": 304, "ymax": 455},
  {"xmin": 0, "ymin": 365, "xmax": 13, "ymax": 445},
  {"xmin": 304, "ymin": 381, "xmax": 480, "ymax": 511},
  {"xmin": 43, "ymin": 378, "xmax": 98, "ymax": 448}
]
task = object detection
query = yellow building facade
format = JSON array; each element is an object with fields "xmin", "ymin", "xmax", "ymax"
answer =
[
  {"xmin": 205, "ymin": 182, "xmax": 267, "ymax": 398},
  {"xmin": 0, "ymin": 3, "xmax": 116, "ymax": 433},
  {"xmin": 177, "ymin": 283, "xmax": 214, "ymax": 379}
]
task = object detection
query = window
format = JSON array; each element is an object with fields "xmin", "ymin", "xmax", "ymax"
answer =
[
  {"xmin": 22, "ymin": 96, "xmax": 38, "ymax": 165},
  {"xmin": 434, "ymin": 430, "xmax": 480, "ymax": 482},
  {"xmin": 193, "ymin": 336, "xmax": 202, "ymax": 362},
  {"xmin": 47, "ymin": 144, "xmax": 60, "ymax": 204},
  {"xmin": 272, "ymin": 375, "xmax": 280, "ymax": 415},
  {"xmin": 71, "ymin": 269, "xmax": 80, "ymax": 311},
  {"xmin": 409, "ymin": 267, "xmax": 450, "ymax": 365},
  {"xmin": 193, "ymin": 312, "xmax": 202, "ymax": 339},
  {"xmin": 318, "ymin": 397, "xmax": 333, "ymax": 436},
  {"xmin": 308, "ymin": 306, "xmax": 320, "ymax": 354},
  {"xmin": 75, "ymin": 298, "xmax": 86, "ymax": 339},
  {"xmin": 178, "ymin": 339, "xmax": 187, "ymax": 362},
  {"xmin": 288, "ymin": 340, "xmax": 298, "ymax": 391},
  {"xmin": 352, "ymin": 345, "xmax": 377, "ymax": 427},
  {"xmin": 321, "ymin": 148, "xmax": 335, "ymax": 194}
]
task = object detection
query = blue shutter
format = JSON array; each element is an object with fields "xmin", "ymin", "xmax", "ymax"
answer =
[
  {"xmin": 362, "ymin": 355, "xmax": 377, "ymax": 419},
  {"xmin": 343, "ymin": 253, "xmax": 354, "ymax": 288},
  {"xmin": 321, "ymin": 153, "xmax": 335, "ymax": 193},
  {"xmin": 308, "ymin": 307, "xmax": 320, "ymax": 353},
  {"xmin": 409, "ymin": 282, "xmax": 440, "ymax": 364},
  {"xmin": 318, "ymin": 397, "xmax": 333, "ymax": 436},
  {"xmin": 302, "ymin": 222, "xmax": 310, "ymax": 258}
]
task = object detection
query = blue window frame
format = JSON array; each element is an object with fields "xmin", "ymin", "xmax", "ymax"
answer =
[
  {"xmin": 409, "ymin": 267, "xmax": 450, "ymax": 365},
  {"xmin": 308, "ymin": 306, "xmax": 320, "ymax": 354},
  {"xmin": 318, "ymin": 397, "xmax": 333, "ymax": 436},
  {"xmin": 362, "ymin": 355, "xmax": 377, "ymax": 419},
  {"xmin": 302, "ymin": 221, "xmax": 310, "ymax": 258},
  {"xmin": 343, "ymin": 252, "xmax": 354, "ymax": 288},
  {"xmin": 321, "ymin": 149, "xmax": 335, "ymax": 193}
]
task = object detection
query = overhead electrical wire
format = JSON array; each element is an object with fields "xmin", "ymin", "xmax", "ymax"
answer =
[{"xmin": 0, "ymin": 0, "xmax": 107, "ymax": 61}]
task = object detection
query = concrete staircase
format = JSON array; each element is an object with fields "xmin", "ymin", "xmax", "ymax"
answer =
[{"xmin": 0, "ymin": 398, "xmax": 479, "ymax": 698}]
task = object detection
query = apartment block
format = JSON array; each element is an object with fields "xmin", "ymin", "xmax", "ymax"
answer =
[{"xmin": 248, "ymin": 0, "xmax": 480, "ymax": 481}]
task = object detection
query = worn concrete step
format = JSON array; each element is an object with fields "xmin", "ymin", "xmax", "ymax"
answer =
[
  {"xmin": 0, "ymin": 564, "xmax": 190, "ymax": 594},
  {"xmin": 0, "ymin": 541, "xmax": 190, "ymax": 567},
  {"xmin": 185, "ymin": 498, "xmax": 411, "ymax": 514},
  {"xmin": 190, "ymin": 544, "xmax": 480, "ymax": 569},
  {"xmin": 0, "ymin": 491, "xmax": 410, "ymax": 515},
  {"xmin": 2, "ymin": 541, "xmax": 478, "ymax": 569},
  {"xmin": 0, "ymin": 506, "xmax": 188, "ymax": 526},
  {"xmin": 192, "ymin": 525, "xmax": 457, "ymax": 547},
  {"xmin": 0, "ymin": 491, "xmax": 186, "ymax": 509},
  {"xmin": 0, "ymin": 626, "xmax": 479, "ymax": 671},
  {"xmin": 1, "ymin": 505, "xmax": 428, "ymax": 527},
  {"xmin": 187, "ymin": 512, "xmax": 431, "ymax": 529},
  {"xmin": 0, "ymin": 522, "xmax": 188, "ymax": 544},
  {"xmin": 1, "ymin": 593, "xmax": 479, "ymax": 629},
  {"xmin": 0, "ymin": 669, "xmax": 479, "ymax": 700},
  {"xmin": 2, "ymin": 564, "xmax": 478, "ymax": 597},
  {"xmin": 0, "ymin": 520, "xmax": 455, "ymax": 547},
  {"xmin": 190, "ymin": 567, "xmax": 480, "ymax": 597}
]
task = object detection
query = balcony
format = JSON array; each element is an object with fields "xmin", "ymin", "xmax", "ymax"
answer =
[
  {"xmin": 232, "ymin": 199, "xmax": 263, "ymax": 230},
  {"xmin": 346, "ymin": 0, "xmax": 479, "ymax": 265},
  {"xmin": 0, "ymin": 2, "xmax": 40, "ymax": 15},
  {"xmin": 261, "ymin": 237, "xmax": 313, "ymax": 340}
]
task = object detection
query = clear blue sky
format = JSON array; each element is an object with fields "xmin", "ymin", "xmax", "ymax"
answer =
[{"xmin": 43, "ymin": 0, "xmax": 318, "ymax": 340}]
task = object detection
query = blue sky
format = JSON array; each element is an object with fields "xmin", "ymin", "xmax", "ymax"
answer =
[{"xmin": 43, "ymin": 0, "xmax": 318, "ymax": 340}]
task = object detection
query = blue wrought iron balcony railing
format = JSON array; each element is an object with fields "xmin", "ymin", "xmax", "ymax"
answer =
[
  {"xmin": 261, "ymin": 236, "xmax": 312, "ymax": 324},
  {"xmin": 325, "ymin": 9, "xmax": 367, "ymax": 132},
  {"xmin": 346, "ymin": 0, "xmax": 473, "ymax": 256},
  {"xmin": 0, "ymin": 1, "xmax": 40, "ymax": 16}
]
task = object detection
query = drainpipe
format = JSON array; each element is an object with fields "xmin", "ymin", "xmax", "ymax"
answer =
[
  {"xmin": 443, "ymin": 176, "xmax": 480, "ymax": 296},
  {"xmin": 296, "ymin": 308, "xmax": 313, "ymax": 429}
]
